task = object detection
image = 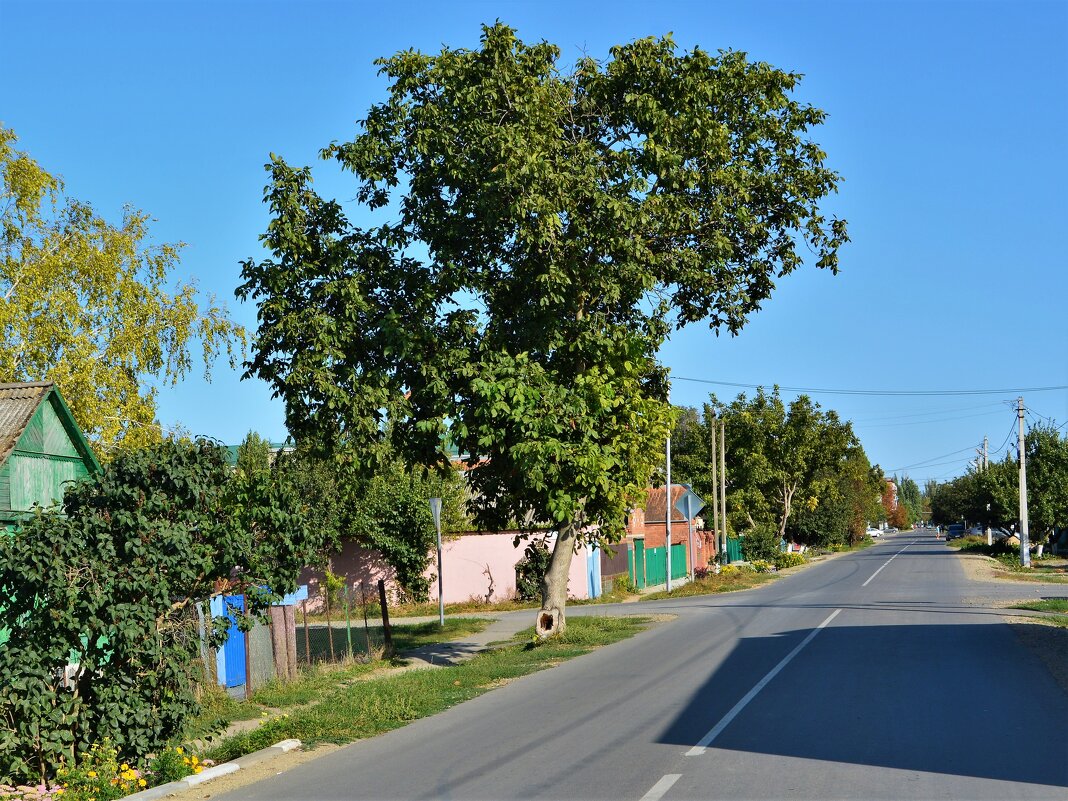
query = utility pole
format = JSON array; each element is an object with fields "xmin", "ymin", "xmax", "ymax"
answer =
[
  {"xmin": 983, "ymin": 435, "xmax": 989, "ymax": 470},
  {"xmin": 665, "ymin": 411, "xmax": 673, "ymax": 593},
  {"xmin": 1017, "ymin": 397, "xmax": 1031, "ymax": 568},
  {"xmin": 719, "ymin": 418, "xmax": 727, "ymax": 562},
  {"xmin": 710, "ymin": 413, "xmax": 720, "ymax": 563}
]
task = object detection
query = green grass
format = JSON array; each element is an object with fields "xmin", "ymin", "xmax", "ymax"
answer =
[
  {"xmin": 202, "ymin": 615, "xmax": 651, "ymax": 763},
  {"xmin": 308, "ymin": 598, "xmax": 537, "ymax": 624},
  {"xmin": 641, "ymin": 569, "xmax": 776, "ymax": 600},
  {"xmin": 1010, "ymin": 598, "xmax": 1068, "ymax": 614},
  {"xmin": 183, "ymin": 682, "xmax": 269, "ymax": 740}
]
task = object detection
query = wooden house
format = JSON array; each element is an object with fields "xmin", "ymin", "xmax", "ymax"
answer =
[{"xmin": 0, "ymin": 381, "xmax": 100, "ymax": 526}]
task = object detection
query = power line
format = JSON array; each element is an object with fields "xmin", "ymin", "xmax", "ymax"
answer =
[
  {"xmin": 673, "ymin": 376, "xmax": 1068, "ymax": 397},
  {"xmin": 850, "ymin": 401, "xmax": 1004, "ymax": 423},
  {"xmin": 884, "ymin": 446, "xmax": 977, "ymax": 473},
  {"xmin": 854, "ymin": 409, "xmax": 1005, "ymax": 429}
]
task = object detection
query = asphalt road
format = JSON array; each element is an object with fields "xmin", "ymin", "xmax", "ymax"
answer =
[{"xmin": 218, "ymin": 530, "xmax": 1068, "ymax": 800}]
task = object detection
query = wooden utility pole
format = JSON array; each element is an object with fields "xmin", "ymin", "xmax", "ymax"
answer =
[
  {"xmin": 719, "ymin": 419, "xmax": 727, "ymax": 560},
  {"xmin": 665, "ymin": 419, "xmax": 673, "ymax": 593},
  {"xmin": 1018, "ymin": 397, "xmax": 1031, "ymax": 568},
  {"xmin": 710, "ymin": 415, "xmax": 720, "ymax": 562}
]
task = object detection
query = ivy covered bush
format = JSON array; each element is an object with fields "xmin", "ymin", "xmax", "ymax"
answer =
[
  {"xmin": 515, "ymin": 540, "xmax": 552, "ymax": 602},
  {"xmin": 0, "ymin": 439, "xmax": 321, "ymax": 786}
]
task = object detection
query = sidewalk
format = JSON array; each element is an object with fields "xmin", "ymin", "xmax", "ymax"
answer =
[{"xmin": 398, "ymin": 609, "xmax": 534, "ymax": 666}]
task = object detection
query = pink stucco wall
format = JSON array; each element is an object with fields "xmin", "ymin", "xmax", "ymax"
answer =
[
  {"xmin": 426, "ymin": 532, "xmax": 591, "ymax": 604},
  {"xmin": 300, "ymin": 532, "xmax": 592, "ymax": 608}
]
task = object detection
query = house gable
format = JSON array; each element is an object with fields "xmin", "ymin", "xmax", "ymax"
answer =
[{"xmin": 0, "ymin": 383, "xmax": 100, "ymax": 523}]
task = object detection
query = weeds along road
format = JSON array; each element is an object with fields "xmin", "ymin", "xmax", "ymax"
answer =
[{"xmin": 217, "ymin": 531, "xmax": 1068, "ymax": 801}]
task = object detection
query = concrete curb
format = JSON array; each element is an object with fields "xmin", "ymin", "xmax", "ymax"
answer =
[{"xmin": 122, "ymin": 739, "xmax": 301, "ymax": 800}]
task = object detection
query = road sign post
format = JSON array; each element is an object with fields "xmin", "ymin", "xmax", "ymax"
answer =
[{"xmin": 429, "ymin": 497, "xmax": 444, "ymax": 626}]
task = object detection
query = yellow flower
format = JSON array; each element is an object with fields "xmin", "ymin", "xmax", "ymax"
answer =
[
  {"xmin": 175, "ymin": 747, "xmax": 183, "ymax": 755},
  {"xmin": 194, "ymin": 766, "xmax": 203, "ymax": 774},
  {"xmin": 138, "ymin": 779, "xmax": 147, "ymax": 787},
  {"xmin": 191, "ymin": 756, "xmax": 199, "ymax": 765},
  {"xmin": 87, "ymin": 770, "xmax": 97, "ymax": 778},
  {"xmin": 120, "ymin": 764, "xmax": 129, "ymax": 771}
]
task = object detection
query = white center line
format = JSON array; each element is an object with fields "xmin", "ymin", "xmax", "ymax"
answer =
[
  {"xmin": 686, "ymin": 608, "xmax": 842, "ymax": 756},
  {"xmin": 640, "ymin": 774, "xmax": 681, "ymax": 801},
  {"xmin": 862, "ymin": 542, "xmax": 912, "ymax": 587}
]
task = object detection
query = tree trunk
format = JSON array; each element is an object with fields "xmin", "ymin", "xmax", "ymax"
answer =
[{"xmin": 536, "ymin": 522, "xmax": 577, "ymax": 638}]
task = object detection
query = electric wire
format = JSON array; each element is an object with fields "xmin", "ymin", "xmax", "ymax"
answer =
[{"xmin": 673, "ymin": 376, "xmax": 1068, "ymax": 397}]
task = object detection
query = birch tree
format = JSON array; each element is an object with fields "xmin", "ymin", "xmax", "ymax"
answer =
[{"xmin": 0, "ymin": 126, "xmax": 243, "ymax": 453}]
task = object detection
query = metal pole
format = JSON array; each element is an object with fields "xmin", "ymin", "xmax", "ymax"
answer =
[
  {"xmin": 430, "ymin": 498, "xmax": 444, "ymax": 627},
  {"xmin": 1018, "ymin": 397, "xmax": 1031, "ymax": 568},
  {"xmin": 665, "ymin": 387, "xmax": 675, "ymax": 592},
  {"xmin": 687, "ymin": 517, "xmax": 695, "ymax": 581},
  {"xmin": 665, "ymin": 425, "xmax": 672, "ymax": 593}
]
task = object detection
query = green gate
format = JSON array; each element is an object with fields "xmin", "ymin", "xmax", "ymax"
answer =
[
  {"xmin": 629, "ymin": 539, "xmax": 646, "ymax": 589},
  {"xmin": 670, "ymin": 543, "xmax": 687, "ymax": 580},
  {"xmin": 645, "ymin": 546, "xmax": 665, "ymax": 586},
  {"xmin": 726, "ymin": 537, "xmax": 744, "ymax": 563},
  {"xmin": 644, "ymin": 544, "xmax": 687, "ymax": 587}
]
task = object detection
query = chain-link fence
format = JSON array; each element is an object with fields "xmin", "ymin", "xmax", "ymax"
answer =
[{"xmin": 296, "ymin": 580, "xmax": 394, "ymax": 665}]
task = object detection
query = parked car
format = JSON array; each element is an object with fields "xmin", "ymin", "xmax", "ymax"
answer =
[
  {"xmin": 945, "ymin": 524, "xmax": 966, "ymax": 540},
  {"xmin": 866, "ymin": 527, "xmax": 882, "ymax": 538}
]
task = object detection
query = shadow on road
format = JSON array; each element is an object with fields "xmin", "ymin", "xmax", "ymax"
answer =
[{"xmin": 658, "ymin": 619, "xmax": 1068, "ymax": 789}]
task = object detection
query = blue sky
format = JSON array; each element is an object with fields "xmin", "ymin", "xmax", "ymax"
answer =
[{"xmin": 3, "ymin": 0, "xmax": 1066, "ymax": 485}]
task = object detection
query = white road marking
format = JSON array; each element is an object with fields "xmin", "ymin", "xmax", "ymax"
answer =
[
  {"xmin": 686, "ymin": 608, "xmax": 842, "ymax": 756},
  {"xmin": 862, "ymin": 542, "xmax": 912, "ymax": 587},
  {"xmin": 640, "ymin": 774, "xmax": 681, "ymax": 801}
]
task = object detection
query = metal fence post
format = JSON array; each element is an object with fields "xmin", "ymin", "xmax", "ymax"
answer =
[{"xmin": 345, "ymin": 583, "xmax": 353, "ymax": 659}]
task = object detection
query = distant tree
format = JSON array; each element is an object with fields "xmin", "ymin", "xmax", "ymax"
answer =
[
  {"xmin": 0, "ymin": 126, "xmax": 243, "ymax": 454},
  {"xmin": 668, "ymin": 406, "xmax": 709, "ymax": 491},
  {"xmin": 276, "ymin": 445, "xmax": 469, "ymax": 601},
  {"xmin": 896, "ymin": 474, "xmax": 922, "ymax": 525},
  {"xmin": 238, "ymin": 24, "xmax": 847, "ymax": 635},
  {"xmin": 1024, "ymin": 423, "xmax": 1068, "ymax": 542},
  {"xmin": 791, "ymin": 445, "xmax": 880, "ymax": 547},
  {"xmin": 714, "ymin": 388, "xmax": 858, "ymax": 542}
]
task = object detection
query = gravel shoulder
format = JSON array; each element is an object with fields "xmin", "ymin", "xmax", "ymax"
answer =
[{"xmin": 957, "ymin": 552, "xmax": 1068, "ymax": 696}]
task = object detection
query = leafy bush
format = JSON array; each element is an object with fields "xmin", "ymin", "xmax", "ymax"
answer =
[
  {"xmin": 53, "ymin": 740, "xmax": 147, "ymax": 801},
  {"xmin": 774, "ymin": 551, "xmax": 806, "ymax": 569},
  {"xmin": 0, "ymin": 440, "xmax": 320, "ymax": 785},
  {"xmin": 750, "ymin": 559, "xmax": 776, "ymax": 573},
  {"xmin": 720, "ymin": 563, "xmax": 756, "ymax": 575},
  {"xmin": 612, "ymin": 575, "xmax": 638, "ymax": 594},
  {"xmin": 146, "ymin": 746, "xmax": 211, "ymax": 785},
  {"xmin": 741, "ymin": 523, "xmax": 782, "ymax": 562},
  {"xmin": 515, "ymin": 540, "xmax": 552, "ymax": 601}
]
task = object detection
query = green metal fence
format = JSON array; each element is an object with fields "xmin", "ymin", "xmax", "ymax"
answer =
[{"xmin": 643, "ymin": 543, "xmax": 688, "ymax": 587}]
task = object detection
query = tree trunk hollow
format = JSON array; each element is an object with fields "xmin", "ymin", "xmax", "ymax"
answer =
[{"xmin": 536, "ymin": 524, "xmax": 577, "ymax": 638}]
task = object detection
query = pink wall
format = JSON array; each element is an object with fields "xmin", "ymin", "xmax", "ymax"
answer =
[
  {"xmin": 426, "ymin": 532, "xmax": 592, "ymax": 604},
  {"xmin": 300, "ymin": 533, "xmax": 593, "ymax": 608}
]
